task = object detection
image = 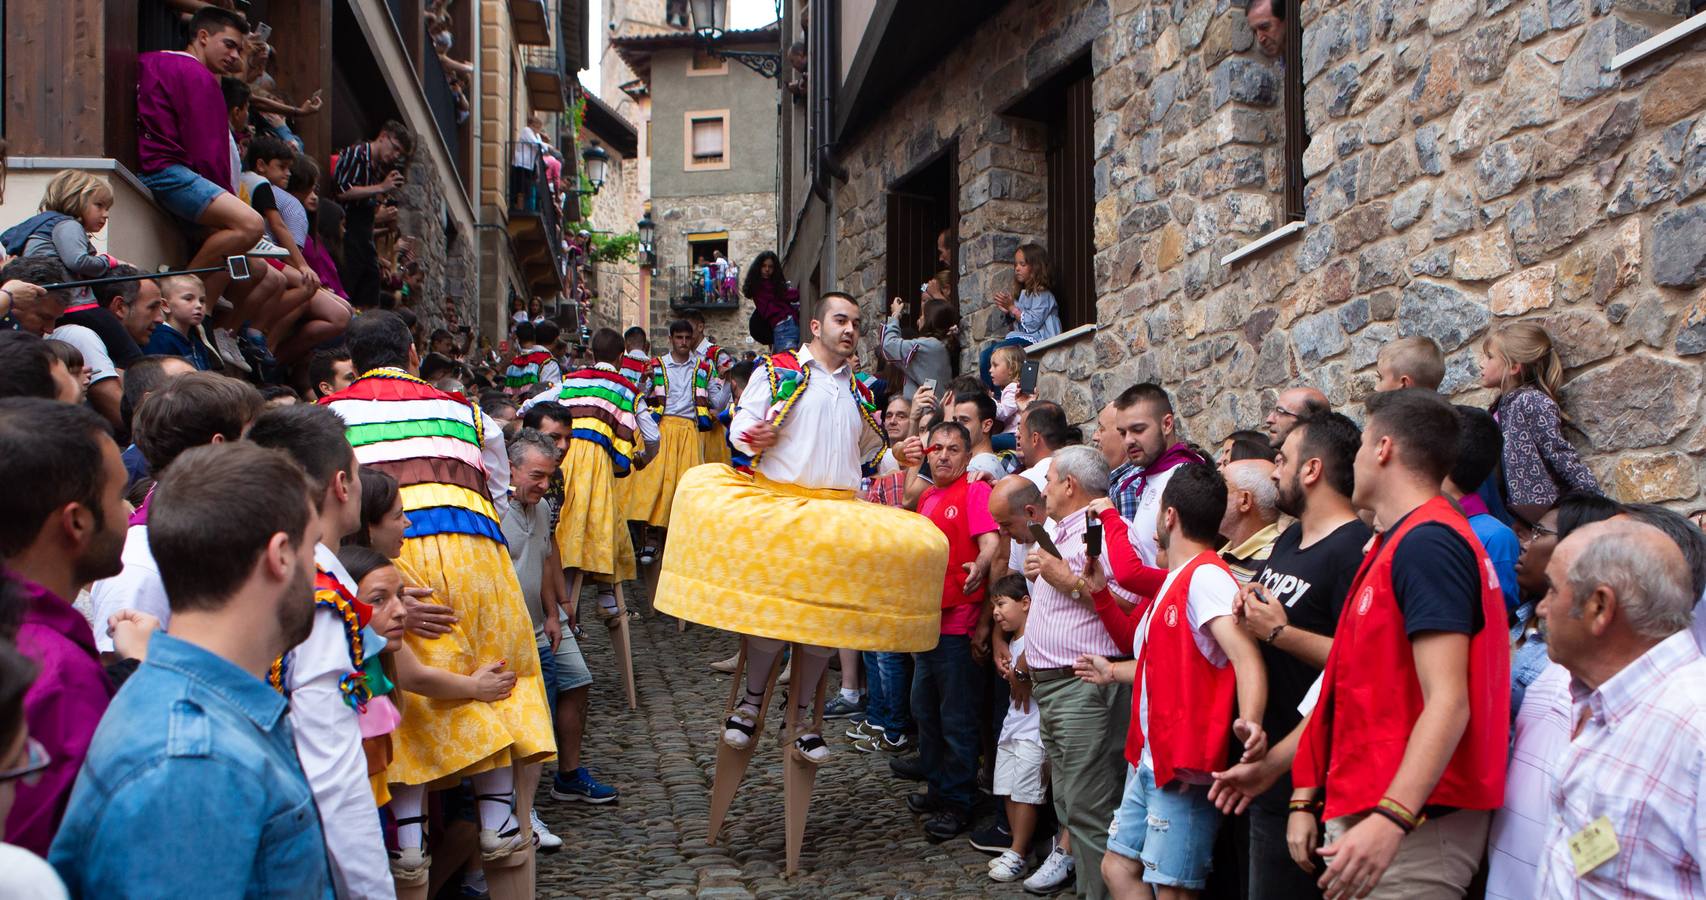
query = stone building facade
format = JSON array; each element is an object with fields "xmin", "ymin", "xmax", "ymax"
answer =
[
  {"xmin": 821, "ymin": 0, "xmax": 1706, "ymax": 507},
  {"xmin": 649, "ymin": 191, "xmax": 779, "ymax": 347}
]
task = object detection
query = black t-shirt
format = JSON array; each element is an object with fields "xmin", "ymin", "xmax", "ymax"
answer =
[
  {"xmin": 250, "ymin": 181, "xmax": 278, "ymax": 216},
  {"xmin": 56, "ymin": 306, "xmax": 142, "ymax": 369},
  {"xmin": 1251, "ymin": 517, "xmax": 1371, "ymax": 809},
  {"xmin": 1389, "ymin": 517, "xmax": 1485, "ymax": 637}
]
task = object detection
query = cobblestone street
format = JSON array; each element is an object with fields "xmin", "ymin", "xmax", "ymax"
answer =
[{"xmin": 532, "ymin": 599, "xmax": 1030, "ymax": 899}]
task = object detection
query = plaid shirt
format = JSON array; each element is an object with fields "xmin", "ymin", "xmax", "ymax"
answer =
[
  {"xmin": 862, "ymin": 469, "xmax": 908, "ymax": 508},
  {"xmin": 1541, "ymin": 630, "xmax": 1706, "ymax": 897},
  {"xmin": 1110, "ymin": 461, "xmax": 1142, "ymax": 520}
]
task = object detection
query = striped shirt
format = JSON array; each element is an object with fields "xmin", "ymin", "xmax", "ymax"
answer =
[
  {"xmin": 1023, "ymin": 506, "xmax": 1138, "ymax": 670},
  {"xmin": 1540, "ymin": 630, "xmax": 1706, "ymax": 898},
  {"xmin": 1219, "ymin": 521, "xmax": 1283, "ymax": 584},
  {"xmin": 1110, "ymin": 462, "xmax": 1142, "ymax": 520},
  {"xmin": 332, "ymin": 142, "xmax": 379, "ymax": 212},
  {"xmin": 554, "ymin": 363, "xmax": 640, "ymax": 476}
]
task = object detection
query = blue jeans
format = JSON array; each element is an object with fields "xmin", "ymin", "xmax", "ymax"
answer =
[
  {"xmin": 978, "ymin": 337, "xmax": 1030, "ymax": 390},
  {"xmin": 911, "ymin": 634, "xmax": 983, "ymax": 814},
  {"xmin": 861, "ymin": 651, "xmax": 911, "ymax": 733},
  {"xmin": 138, "ymin": 164, "xmax": 226, "ymax": 224},
  {"xmin": 770, "ymin": 316, "xmax": 800, "ymax": 352},
  {"xmin": 1107, "ymin": 763, "xmax": 1223, "ymax": 890}
]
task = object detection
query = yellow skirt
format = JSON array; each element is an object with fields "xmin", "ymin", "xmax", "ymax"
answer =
[
  {"xmin": 556, "ymin": 440, "xmax": 636, "ymax": 582},
  {"xmin": 387, "ymin": 539, "xmax": 555, "ymax": 787},
  {"xmin": 701, "ymin": 420, "xmax": 732, "ymax": 467},
  {"xmin": 623, "ymin": 416, "xmax": 703, "ymax": 527},
  {"xmin": 654, "ymin": 466, "xmax": 949, "ymax": 652}
]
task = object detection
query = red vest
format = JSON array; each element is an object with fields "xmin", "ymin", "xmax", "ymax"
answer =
[
  {"xmin": 924, "ymin": 476, "xmax": 984, "ymax": 610},
  {"xmin": 1129, "ymin": 552, "xmax": 1239, "ymax": 786},
  {"xmin": 1293, "ymin": 496, "xmax": 1510, "ymax": 819}
]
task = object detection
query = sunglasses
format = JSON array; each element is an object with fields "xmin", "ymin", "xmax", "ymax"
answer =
[{"xmin": 0, "ymin": 738, "xmax": 50, "ymax": 786}]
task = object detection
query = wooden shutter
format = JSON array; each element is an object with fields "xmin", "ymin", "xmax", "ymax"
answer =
[{"xmin": 1047, "ymin": 70, "xmax": 1095, "ymax": 329}]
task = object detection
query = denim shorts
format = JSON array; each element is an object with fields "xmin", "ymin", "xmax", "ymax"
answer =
[
  {"xmin": 139, "ymin": 164, "xmax": 226, "ymax": 223},
  {"xmin": 536, "ymin": 627, "xmax": 593, "ymax": 697},
  {"xmin": 1106, "ymin": 763, "xmax": 1223, "ymax": 889}
]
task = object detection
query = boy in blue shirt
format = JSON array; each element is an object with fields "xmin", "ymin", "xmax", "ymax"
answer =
[{"xmin": 143, "ymin": 274, "xmax": 215, "ymax": 370}]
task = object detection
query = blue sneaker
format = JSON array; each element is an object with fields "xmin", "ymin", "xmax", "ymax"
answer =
[{"xmin": 550, "ymin": 766, "xmax": 619, "ymax": 805}]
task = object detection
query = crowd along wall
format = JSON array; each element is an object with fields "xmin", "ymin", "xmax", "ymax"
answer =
[{"xmin": 834, "ymin": 0, "xmax": 1706, "ymax": 507}]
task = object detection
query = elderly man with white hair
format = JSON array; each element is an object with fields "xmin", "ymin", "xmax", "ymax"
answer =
[
  {"xmin": 1219, "ymin": 458, "xmax": 1282, "ymax": 584},
  {"xmin": 1537, "ymin": 518, "xmax": 1706, "ymax": 898}
]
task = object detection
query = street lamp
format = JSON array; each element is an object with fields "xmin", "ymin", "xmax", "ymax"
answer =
[
  {"xmin": 581, "ymin": 143, "xmax": 610, "ymax": 193},
  {"xmin": 637, "ymin": 212, "xmax": 656, "ymax": 270},
  {"xmin": 688, "ymin": 0, "xmax": 781, "ymax": 80}
]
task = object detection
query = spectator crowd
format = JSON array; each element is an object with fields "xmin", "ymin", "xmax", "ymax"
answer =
[{"xmin": 0, "ymin": 6, "xmax": 1701, "ymax": 900}]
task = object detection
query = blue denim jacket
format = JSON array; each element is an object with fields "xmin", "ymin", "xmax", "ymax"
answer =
[
  {"xmin": 1509, "ymin": 602, "xmax": 1551, "ymax": 726},
  {"xmin": 49, "ymin": 632, "xmax": 333, "ymax": 899}
]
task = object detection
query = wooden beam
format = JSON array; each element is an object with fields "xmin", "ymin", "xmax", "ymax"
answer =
[
  {"xmin": 7, "ymin": 0, "xmax": 107, "ymax": 156},
  {"xmin": 264, "ymin": 1, "xmax": 335, "ymax": 162}
]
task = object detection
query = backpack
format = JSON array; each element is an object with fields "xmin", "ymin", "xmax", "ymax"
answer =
[{"xmin": 748, "ymin": 308, "xmax": 773, "ymax": 346}]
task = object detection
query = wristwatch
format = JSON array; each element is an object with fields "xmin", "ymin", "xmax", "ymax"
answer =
[
  {"xmin": 1265, "ymin": 623, "xmax": 1288, "ymax": 645},
  {"xmin": 1015, "ymin": 667, "xmax": 1032, "ymax": 684},
  {"xmin": 1071, "ymin": 576, "xmax": 1089, "ymax": 600}
]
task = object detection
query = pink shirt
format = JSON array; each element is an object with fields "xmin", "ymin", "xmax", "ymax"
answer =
[
  {"xmin": 1023, "ymin": 508, "xmax": 1136, "ymax": 669},
  {"xmin": 918, "ymin": 479, "xmax": 996, "ymax": 635}
]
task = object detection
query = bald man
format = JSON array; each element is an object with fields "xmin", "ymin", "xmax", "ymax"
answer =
[
  {"xmin": 1219, "ymin": 458, "xmax": 1282, "ymax": 584},
  {"xmin": 1537, "ymin": 519, "xmax": 1705, "ymax": 897},
  {"xmin": 1264, "ymin": 386, "xmax": 1328, "ymax": 448}
]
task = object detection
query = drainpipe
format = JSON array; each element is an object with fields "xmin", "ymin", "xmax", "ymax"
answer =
[{"xmin": 810, "ymin": 0, "xmax": 847, "ymax": 202}]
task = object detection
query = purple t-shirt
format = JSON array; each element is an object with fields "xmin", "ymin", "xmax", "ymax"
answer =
[{"xmin": 137, "ymin": 51, "xmax": 233, "ymax": 193}]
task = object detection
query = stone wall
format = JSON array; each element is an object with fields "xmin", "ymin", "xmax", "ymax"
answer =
[
  {"xmin": 396, "ymin": 152, "xmax": 479, "ymax": 337},
  {"xmin": 649, "ymin": 189, "xmax": 778, "ymax": 355},
  {"xmin": 832, "ymin": 0, "xmax": 1706, "ymax": 507}
]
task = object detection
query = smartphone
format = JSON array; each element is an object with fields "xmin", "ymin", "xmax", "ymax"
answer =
[
  {"xmin": 920, "ymin": 379, "xmax": 937, "ymax": 395},
  {"xmin": 224, "ymin": 255, "xmax": 251, "ymax": 281},
  {"xmin": 1029, "ymin": 523, "xmax": 1063, "ymax": 559},
  {"xmin": 1085, "ymin": 513, "xmax": 1103, "ymax": 559},
  {"xmin": 1019, "ymin": 359, "xmax": 1040, "ymax": 395}
]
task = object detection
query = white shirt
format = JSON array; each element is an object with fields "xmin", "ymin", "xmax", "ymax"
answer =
[
  {"xmin": 513, "ymin": 127, "xmax": 543, "ymax": 167},
  {"xmin": 1136, "ymin": 559, "xmax": 1236, "ymax": 780},
  {"xmin": 0, "ymin": 843, "xmax": 67, "ymax": 899},
  {"xmin": 291, "ymin": 545, "xmax": 394, "ymax": 900},
  {"xmin": 1487, "ymin": 662, "xmax": 1572, "ymax": 900},
  {"xmin": 969, "ymin": 451, "xmax": 1010, "ymax": 481},
  {"xmin": 48, "ymin": 323, "xmax": 118, "ymax": 384},
  {"xmin": 695, "ymin": 337, "xmax": 735, "ymax": 406},
  {"xmin": 89, "ymin": 525, "xmax": 169, "ymax": 653},
  {"xmin": 1128, "ymin": 464, "xmax": 1182, "ymax": 566},
  {"xmin": 999, "ymin": 634, "xmax": 1041, "ymax": 745},
  {"xmin": 731, "ymin": 342, "xmax": 894, "ymax": 491},
  {"xmin": 658, "ymin": 353, "xmax": 705, "ymax": 418},
  {"xmin": 480, "ymin": 409, "xmax": 511, "ymax": 518}
]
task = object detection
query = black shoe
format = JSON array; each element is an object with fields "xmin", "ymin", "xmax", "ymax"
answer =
[
  {"xmin": 968, "ymin": 822, "xmax": 1012, "ymax": 855},
  {"xmin": 905, "ymin": 791, "xmax": 939, "ymax": 815},
  {"xmin": 923, "ymin": 809, "xmax": 971, "ymax": 842},
  {"xmin": 889, "ymin": 755, "xmax": 926, "ymax": 782}
]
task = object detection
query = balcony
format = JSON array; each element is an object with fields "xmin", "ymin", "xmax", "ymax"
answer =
[
  {"xmin": 510, "ymin": 0, "xmax": 552, "ymax": 45},
  {"xmin": 523, "ymin": 44, "xmax": 569, "ymax": 112},
  {"xmin": 423, "ymin": 48, "xmax": 469, "ymax": 179},
  {"xmin": 506, "ymin": 141, "xmax": 568, "ymax": 298},
  {"xmin": 666, "ymin": 265, "xmax": 741, "ymax": 312}
]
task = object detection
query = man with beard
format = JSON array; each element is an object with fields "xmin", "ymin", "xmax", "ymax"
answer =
[
  {"xmin": 50, "ymin": 442, "xmax": 333, "ymax": 898},
  {"xmin": 1109, "ymin": 384, "xmax": 1208, "ymax": 566},
  {"xmin": 0, "ymin": 399, "xmax": 130, "ymax": 853},
  {"xmin": 248, "ymin": 405, "xmax": 393, "ymax": 899},
  {"xmin": 655, "ymin": 292, "xmax": 939, "ymax": 874},
  {"xmin": 1209, "ymin": 411, "xmax": 1370, "ymax": 900}
]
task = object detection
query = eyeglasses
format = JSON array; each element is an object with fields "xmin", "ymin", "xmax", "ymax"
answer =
[
  {"xmin": 1270, "ymin": 405, "xmax": 1301, "ymax": 420},
  {"xmin": 0, "ymin": 738, "xmax": 50, "ymax": 786}
]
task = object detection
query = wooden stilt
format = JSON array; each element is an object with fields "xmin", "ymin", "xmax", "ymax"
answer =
[
  {"xmin": 781, "ymin": 647, "xmax": 830, "ymax": 877},
  {"xmin": 707, "ymin": 642, "xmax": 785, "ymax": 844},
  {"xmin": 611, "ymin": 583, "xmax": 638, "ymax": 710},
  {"xmin": 483, "ymin": 763, "xmax": 535, "ymax": 899}
]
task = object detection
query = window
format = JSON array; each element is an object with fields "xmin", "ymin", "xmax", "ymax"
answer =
[
  {"xmin": 688, "ymin": 49, "xmax": 728, "ymax": 76},
  {"xmin": 1281, "ymin": 0, "xmax": 1305, "ymax": 223},
  {"xmin": 884, "ymin": 145, "xmax": 957, "ymax": 332},
  {"xmin": 684, "ymin": 110, "xmax": 730, "ymax": 171},
  {"xmin": 1045, "ymin": 60, "xmax": 1095, "ymax": 329}
]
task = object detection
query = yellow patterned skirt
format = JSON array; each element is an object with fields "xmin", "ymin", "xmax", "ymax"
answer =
[
  {"xmin": 623, "ymin": 416, "xmax": 703, "ymax": 528},
  {"xmin": 556, "ymin": 440, "xmax": 636, "ymax": 582},
  {"xmin": 387, "ymin": 541, "xmax": 555, "ymax": 788},
  {"xmin": 701, "ymin": 420, "xmax": 732, "ymax": 467},
  {"xmin": 654, "ymin": 467, "xmax": 949, "ymax": 652}
]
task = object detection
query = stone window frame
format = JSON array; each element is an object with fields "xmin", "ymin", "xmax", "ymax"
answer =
[
  {"xmin": 687, "ymin": 48, "xmax": 729, "ymax": 77},
  {"xmin": 684, "ymin": 110, "xmax": 732, "ymax": 172},
  {"xmin": 1224, "ymin": 0, "xmax": 1308, "ymax": 268},
  {"xmin": 1609, "ymin": 9, "xmax": 1706, "ymax": 71}
]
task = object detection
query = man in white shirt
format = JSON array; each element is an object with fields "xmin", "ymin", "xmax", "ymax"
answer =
[
  {"xmin": 247, "ymin": 404, "xmax": 393, "ymax": 899},
  {"xmin": 90, "ymin": 372, "xmax": 263, "ymax": 654},
  {"xmin": 651, "ymin": 293, "xmax": 941, "ymax": 875},
  {"xmin": 1110, "ymin": 383, "xmax": 1208, "ymax": 566},
  {"xmin": 625, "ymin": 320, "xmax": 729, "ymax": 539}
]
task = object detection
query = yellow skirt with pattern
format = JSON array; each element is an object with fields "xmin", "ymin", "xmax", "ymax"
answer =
[
  {"xmin": 623, "ymin": 416, "xmax": 703, "ymax": 527},
  {"xmin": 387, "ymin": 541, "xmax": 555, "ymax": 788},
  {"xmin": 654, "ymin": 466, "xmax": 949, "ymax": 652},
  {"xmin": 556, "ymin": 440, "xmax": 636, "ymax": 582},
  {"xmin": 701, "ymin": 420, "xmax": 732, "ymax": 467}
]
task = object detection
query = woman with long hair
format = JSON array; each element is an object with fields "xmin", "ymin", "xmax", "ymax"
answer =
[{"xmin": 743, "ymin": 250, "xmax": 800, "ymax": 352}]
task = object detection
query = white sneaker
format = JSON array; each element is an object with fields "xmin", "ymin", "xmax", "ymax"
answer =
[
  {"xmin": 989, "ymin": 849, "xmax": 1026, "ymax": 882},
  {"xmin": 247, "ymin": 236, "xmax": 292, "ymax": 258},
  {"xmin": 212, "ymin": 328, "xmax": 252, "ymax": 374},
  {"xmin": 529, "ymin": 808, "xmax": 562, "ymax": 853},
  {"xmin": 1023, "ymin": 847, "xmax": 1075, "ymax": 894}
]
